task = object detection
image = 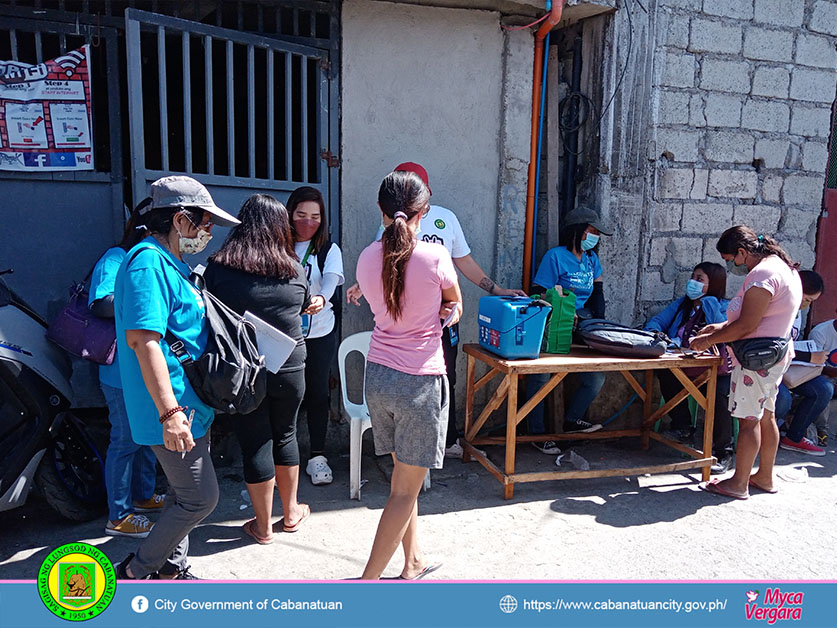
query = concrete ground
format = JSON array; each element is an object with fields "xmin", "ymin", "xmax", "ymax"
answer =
[{"xmin": 1, "ymin": 409, "xmax": 835, "ymax": 581}]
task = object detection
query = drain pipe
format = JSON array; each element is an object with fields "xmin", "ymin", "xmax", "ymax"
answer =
[{"xmin": 522, "ymin": 1, "xmax": 565, "ymax": 293}]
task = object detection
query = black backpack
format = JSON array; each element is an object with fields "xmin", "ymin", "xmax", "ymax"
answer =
[
  {"xmin": 315, "ymin": 239, "xmax": 342, "ymax": 318},
  {"xmin": 127, "ymin": 247, "xmax": 266, "ymax": 415},
  {"xmin": 578, "ymin": 319, "xmax": 669, "ymax": 359}
]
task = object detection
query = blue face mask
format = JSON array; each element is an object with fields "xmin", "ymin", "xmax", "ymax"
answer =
[
  {"xmin": 685, "ymin": 279, "xmax": 706, "ymax": 301},
  {"xmin": 581, "ymin": 233, "xmax": 599, "ymax": 251}
]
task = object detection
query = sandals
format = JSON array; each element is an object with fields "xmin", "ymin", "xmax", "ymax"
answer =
[
  {"xmin": 749, "ymin": 477, "xmax": 779, "ymax": 494},
  {"xmin": 306, "ymin": 456, "xmax": 333, "ymax": 485},
  {"xmin": 242, "ymin": 519, "xmax": 274, "ymax": 545},
  {"xmin": 701, "ymin": 478, "xmax": 749, "ymax": 500},
  {"xmin": 281, "ymin": 503, "xmax": 311, "ymax": 533}
]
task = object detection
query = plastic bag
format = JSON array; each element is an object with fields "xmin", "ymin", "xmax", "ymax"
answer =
[{"xmin": 543, "ymin": 286, "xmax": 576, "ymax": 354}]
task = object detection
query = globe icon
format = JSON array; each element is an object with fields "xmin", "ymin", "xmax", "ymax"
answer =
[{"xmin": 499, "ymin": 595, "xmax": 518, "ymax": 614}]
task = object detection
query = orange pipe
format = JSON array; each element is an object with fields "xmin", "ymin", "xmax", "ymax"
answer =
[{"xmin": 522, "ymin": 2, "xmax": 564, "ymax": 293}]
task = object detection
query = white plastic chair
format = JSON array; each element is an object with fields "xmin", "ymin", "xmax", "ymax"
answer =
[{"xmin": 338, "ymin": 331, "xmax": 430, "ymax": 500}]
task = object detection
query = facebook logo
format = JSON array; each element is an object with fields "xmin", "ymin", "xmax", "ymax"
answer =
[
  {"xmin": 23, "ymin": 152, "xmax": 76, "ymax": 167},
  {"xmin": 23, "ymin": 153, "xmax": 49, "ymax": 167},
  {"xmin": 131, "ymin": 595, "xmax": 149, "ymax": 613}
]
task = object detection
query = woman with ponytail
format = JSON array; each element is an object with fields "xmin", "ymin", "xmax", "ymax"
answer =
[
  {"xmin": 355, "ymin": 170, "xmax": 462, "ymax": 579},
  {"xmin": 691, "ymin": 225, "xmax": 802, "ymax": 499}
]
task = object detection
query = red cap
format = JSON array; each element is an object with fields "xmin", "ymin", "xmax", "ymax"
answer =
[{"xmin": 394, "ymin": 161, "xmax": 431, "ymax": 195}]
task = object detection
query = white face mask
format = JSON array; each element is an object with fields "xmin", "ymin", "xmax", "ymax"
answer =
[{"xmin": 177, "ymin": 214, "xmax": 212, "ymax": 255}]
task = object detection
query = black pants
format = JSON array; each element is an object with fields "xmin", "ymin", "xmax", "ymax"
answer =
[
  {"xmin": 442, "ymin": 323, "xmax": 459, "ymax": 448},
  {"xmin": 303, "ymin": 328, "xmax": 338, "ymax": 457},
  {"xmin": 234, "ymin": 369, "xmax": 305, "ymax": 484},
  {"xmin": 658, "ymin": 370, "xmax": 735, "ymax": 459}
]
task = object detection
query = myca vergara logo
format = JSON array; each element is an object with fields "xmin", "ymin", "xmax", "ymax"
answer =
[
  {"xmin": 38, "ymin": 543, "xmax": 116, "ymax": 621},
  {"xmin": 745, "ymin": 588, "xmax": 803, "ymax": 624}
]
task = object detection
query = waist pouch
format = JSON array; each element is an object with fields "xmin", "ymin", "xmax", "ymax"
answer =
[{"xmin": 730, "ymin": 337, "xmax": 789, "ymax": 371}]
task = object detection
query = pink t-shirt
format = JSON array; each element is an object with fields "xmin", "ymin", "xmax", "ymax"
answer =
[
  {"xmin": 356, "ymin": 240, "xmax": 457, "ymax": 375},
  {"xmin": 726, "ymin": 255, "xmax": 802, "ymax": 340}
]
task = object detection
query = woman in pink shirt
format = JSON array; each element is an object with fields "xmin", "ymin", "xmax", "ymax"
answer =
[
  {"xmin": 692, "ymin": 226, "xmax": 802, "ymax": 499},
  {"xmin": 356, "ymin": 170, "xmax": 462, "ymax": 579}
]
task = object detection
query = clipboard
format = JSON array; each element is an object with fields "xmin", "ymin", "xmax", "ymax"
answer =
[{"xmin": 243, "ymin": 311, "xmax": 297, "ymax": 374}]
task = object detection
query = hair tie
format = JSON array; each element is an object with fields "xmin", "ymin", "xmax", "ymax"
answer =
[
  {"xmin": 393, "ymin": 211, "xmax": 408, "ymax": 220},
  {"xmin": 757, "ymin": 234, "xmax": 764, "ymax": 241}
]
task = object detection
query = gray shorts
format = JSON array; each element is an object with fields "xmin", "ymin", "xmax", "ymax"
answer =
[{"xmin": 365, "ymin": 361, "xmax": 449, "ymax": 469}]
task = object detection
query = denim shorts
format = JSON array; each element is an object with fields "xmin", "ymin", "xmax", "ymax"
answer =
[{"xmin": 365, "ymin": 362, "xmax": 448, "ymax": 469}]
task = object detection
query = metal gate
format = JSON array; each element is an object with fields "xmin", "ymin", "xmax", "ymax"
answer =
[{"xmin": 124, "ymin": 7, "xmax": 336, "ymax": 228}]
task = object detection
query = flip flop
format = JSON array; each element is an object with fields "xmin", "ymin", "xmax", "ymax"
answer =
[
  {"xmin": 395, "ymin": 562, "xmax": 443, "ymax": 580},
  {"xmin": 701, "ymin": 479, "xmax": 749, "ymax": 500},
  {"xmin": 749, "ymin": 478, "xmax": 779, "ymax": 494},
  {"xmin": 242, "ymin": 519, "xmax": 273, "ymax": 545},
  {"xmin": 281, "ymin": 504, "xmax": 310, "ymax": 533}
]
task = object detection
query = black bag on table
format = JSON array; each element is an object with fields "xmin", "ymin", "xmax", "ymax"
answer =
[{"xmin": 577, "ymin": 319, "xmax": 669, "ymax": 359}]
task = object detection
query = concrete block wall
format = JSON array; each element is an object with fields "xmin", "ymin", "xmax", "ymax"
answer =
[{"xmin": 644, "ymin": 0, "xmax": 836, "ymax": 319}]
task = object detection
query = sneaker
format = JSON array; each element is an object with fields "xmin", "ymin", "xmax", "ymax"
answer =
[
  {"xmin": 563, "ymin": 419, "xmax": 602, "ymax": 434},
  {"xmin": 158, "ymin": 564, "xmax": 200, "ymax": 580},
  {"xmin": 663, "ymin": 428, "xmax": 694, "ymax": 443},
  {"xmin": 105, "ymin": 513, "xmax": 153, "ymax": 538},
  {"xmin": 115, "ymin": 553, "xmax": 156, "ymax": 580},
  {"xmin": 817, "ymin": 430, "xmax": 828, "ymax": 448},
  {"xmin": 445, "ymin": 439, "xmax": 486, "ymax": 459},
  {"xmin": 710, "ymin": 454, "xmax": 734, "ymax": 475},
  {"xmin": 133, "ymin": 493, "xmax": 165, "ymax": 513},
  {"xmin": 306, "ymin": 455, "xmax": 333, "ymax": 485},
  {"xmin": 532, "ymin": 440, "xmax": 561, "ymax": 455},
  {"xmin": 173, "ymin": 567, "xmax": 200, "ymax": 580},
  {"xmin": 779, "ymin": 436, "xmax": 826, "ymax": 457}
]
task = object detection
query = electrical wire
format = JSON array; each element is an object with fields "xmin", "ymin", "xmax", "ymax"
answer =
[{"xmin": 501, "ymin": 13, "xmax": 549, "ymax": 31}]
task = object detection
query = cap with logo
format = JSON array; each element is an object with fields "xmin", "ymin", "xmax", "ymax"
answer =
[
  {"xmin": 144, "ymin": 176, "xmax": 240, "ymax": 227},
  {"xmin": 394, "ymin": 161, "xmax": 431, "ymax": 195},
  {"xmin": 563, "ymin": 206, "xmax": 613, "ymax": 236}
]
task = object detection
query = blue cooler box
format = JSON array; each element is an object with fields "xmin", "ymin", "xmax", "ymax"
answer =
[{"xmin": 477, "ymin": 296, "xmax": 551, "ymax": 359}]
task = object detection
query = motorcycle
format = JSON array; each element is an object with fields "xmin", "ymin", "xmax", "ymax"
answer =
[{"xmin": 0, "ymin": 268, "xmax": 107, "ymax": 521}]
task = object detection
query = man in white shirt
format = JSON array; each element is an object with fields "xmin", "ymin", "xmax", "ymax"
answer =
[
  {"xmin": 347, "ymin": 161, "xmax": 526, "ymax": 457},
  {"xmin": 810, "ymin": 313, "xmax": 837, "ymax": 446}
]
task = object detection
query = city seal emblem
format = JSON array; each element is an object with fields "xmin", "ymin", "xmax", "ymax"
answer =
[
  {"xmin": 434, "ymin": 219, "xmax": 445, "ymax": 229},
  {"xmin": 38, "ymin": 543, "xmax": 116, "ymax": 621}
]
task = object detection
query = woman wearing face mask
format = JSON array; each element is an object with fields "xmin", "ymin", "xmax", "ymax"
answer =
[
  {"xmin": 526, "ymin": 207, "xmax": 612, "ymax": 456},
  {"xmin": 287, "ymin": 186, "xmax": 345, "ymax": 486},
  {"xmin": 774, "ymin": 270, "xmax": 829, "ymax": 456},
  {"xmin": 645, "ymin": 262, "xmax": 736, "ymax": 473},
  {"xmin": 204, "ymin": 194, "xmax": 311, "ymax": 544},
  {"xmin": 691, "ymin": 226, "xmax": 802, "ymax": 499},
  {"xmin": 113, "ymin": 176, "xmax": 240, "ymax": 579}
]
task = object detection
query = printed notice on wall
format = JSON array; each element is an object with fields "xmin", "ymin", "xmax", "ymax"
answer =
[{"xmin": 0, "ymin": 45, "xmax": 94, "ymax": 171}]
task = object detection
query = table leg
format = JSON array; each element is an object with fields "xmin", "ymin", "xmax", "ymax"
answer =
[
  {"xmin": 464, "ymin": 354, "xmax": 476, "ymax": 463},
  {"xmin": 642, "ymin": 370, "xmax": 654, "ymax": 450},
  {"xmin": 702, "ymin": 365, "xmax": 718, "ymax": 482},
  {"xmin": 504, "ymin": 374, "xmax": 517, "ymax": 500}
]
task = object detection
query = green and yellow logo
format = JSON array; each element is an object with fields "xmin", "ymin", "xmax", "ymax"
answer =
[
  {"xmin": 434, "ymin": 219, "xmax": 446, "ymax": 229},
  {"xmin": 38, "ymin": 543, "xmax": 115, "ymax": 621}
]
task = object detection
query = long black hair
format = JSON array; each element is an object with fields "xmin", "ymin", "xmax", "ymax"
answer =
[
  {"xmin": 209, "ymin": 194, "xmax": 298, "ymax": 279},
  {"xmin": 378, "ymin": 171, "xmax": 430, "ymax": 320},
  {"xmin": 716, "ymin": 225, "xmax": 798, "ymax": 269},
  {"xmin": 674, "ymin": 261, "xmax": 727, "ymax": 324}
]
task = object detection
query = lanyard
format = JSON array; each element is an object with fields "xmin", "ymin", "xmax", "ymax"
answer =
[{"xmin": 301, "ymin": 242, "xmax": 314, "ymax": 267}]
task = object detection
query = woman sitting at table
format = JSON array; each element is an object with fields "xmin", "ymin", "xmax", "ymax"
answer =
[
  {"xmin": 644, "ymin": 262, "xmax": 736, "ymax": 474},
  {"xmin": 526, "ymin": 206, "xmax": 612, "ymax": 457}
]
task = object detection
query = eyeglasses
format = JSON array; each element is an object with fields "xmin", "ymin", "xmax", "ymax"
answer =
[{"xmin": 181, "ymin": 211, "xmax": 213, "ymax": 231}]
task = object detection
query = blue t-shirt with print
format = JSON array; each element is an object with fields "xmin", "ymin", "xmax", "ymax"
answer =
[
  {"xmin": 114, "ymin": 237, "xmax": 213, "ymax": 446},
  {"xmin": 533, "ymin": 246, "xmax": 602, "ymax": 308},
  {"xmin": 88, "ymin": 246, "xmax": 125, "ymax": 389}
]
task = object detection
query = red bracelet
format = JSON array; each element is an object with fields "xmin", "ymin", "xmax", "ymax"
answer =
[{"xmin": 159, "ymin": 406, "xmax": 187, "ymax": 424}]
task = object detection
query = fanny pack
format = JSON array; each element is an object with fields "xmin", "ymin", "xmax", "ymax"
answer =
[{"xmin": 729, "ymin": 337, "xmax": 789, "ymax": 371}]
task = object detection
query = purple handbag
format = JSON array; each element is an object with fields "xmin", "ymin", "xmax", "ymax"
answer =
[{"xmin": 46, "ymin": 283, "xmax": 117, "ymax": 365}]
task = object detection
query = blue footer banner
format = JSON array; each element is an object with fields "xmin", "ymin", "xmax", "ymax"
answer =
[{"xmin": 1, "ymin": 581, "xmax": 835, "ymax": 628}]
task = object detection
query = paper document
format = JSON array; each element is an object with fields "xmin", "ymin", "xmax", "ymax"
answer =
[
  {"xmin": 244, "ymin": 311, "xmax": 297, "ymax": 374},
  {"xmin": 791, "ymin": 339, "xmax": 822, "ymax": 366},
  {"xmin": 442, "ymin": 303, "xmax": 459, "ymax": 328}
]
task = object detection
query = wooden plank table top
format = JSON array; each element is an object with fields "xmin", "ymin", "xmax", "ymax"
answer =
[{"xmin": 461, "ymin": 344, "xmax": 722, "ymax": 499}]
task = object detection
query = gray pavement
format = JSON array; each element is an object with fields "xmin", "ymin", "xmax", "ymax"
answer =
[{"xmin": 1, "ymin": 414, "xmax": 835, "ymax": 581}]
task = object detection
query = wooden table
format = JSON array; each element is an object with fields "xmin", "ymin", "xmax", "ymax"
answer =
[{"xmin": 462, "ymin": 344, "xmax": 722, "ymax": 499}]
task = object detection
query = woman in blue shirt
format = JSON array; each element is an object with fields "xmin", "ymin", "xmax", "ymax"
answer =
[
  {"xmin": 527, "ymin": 207, "xmax": 611, "ymax": 456},
  {"xmin": 89, "ymin": 198, "xmax": 163, "ymax": 539},
  {"xmin": 645, "ymin": 261, "xmax": 735, "ymax": 473},
  {"xmin": 113, "ymin": 176, "xmax": 240, "ymax": 580}
]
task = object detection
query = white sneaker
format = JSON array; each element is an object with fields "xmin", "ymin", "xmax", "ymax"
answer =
[
  {"xmin": 532, "ymin": 440, "xmax": 561, "ymax": 455},
  {"xmin": 306, "ymin": 455, "xmax": 333, "ymax": 485},
  {"xmin": 444, "ymin": 439, "xmax": 485, "ymax": 459}
]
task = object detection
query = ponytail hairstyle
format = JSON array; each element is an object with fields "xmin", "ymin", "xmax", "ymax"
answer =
[
  {"xmin": 378, "ymin": 170, "xmax": 430, "ymax": 320},
  {"xmin": 716, "ymin": 225, "xmax": 799, "ymax": 270},
  {"xmin": 120, "ymin": 197, "xmax": 151, "ymax": 251}
]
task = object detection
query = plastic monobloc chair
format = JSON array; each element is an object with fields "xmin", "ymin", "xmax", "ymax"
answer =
[{"xmin": 338, "ymin": 331, "xmax": 430, "ymax": 499}]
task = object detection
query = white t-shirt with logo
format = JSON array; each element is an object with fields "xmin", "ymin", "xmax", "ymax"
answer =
[
  {"xmin": 810, "ymin": 319, "xmax": 837, "ymax": 369},
  {"xmin": 294, "ymin": 240, "xmax": 344, "ymax": 339},
  {"xmin": 375, "ymin": 205, "xmax": 471, "ymax": 258}
]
